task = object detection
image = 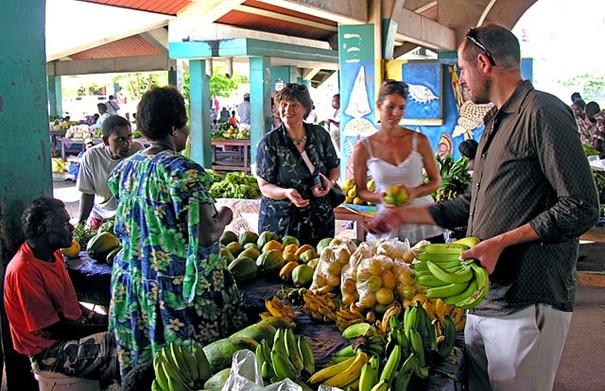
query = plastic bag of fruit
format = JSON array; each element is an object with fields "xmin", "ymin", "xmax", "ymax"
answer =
[
  {"xmin": 309, "ymin": 239, "xmax": 357, "ymax": 293},
  {"xmin": 339, "ymin": 241, "xmax": 377, "ymax": 307}
]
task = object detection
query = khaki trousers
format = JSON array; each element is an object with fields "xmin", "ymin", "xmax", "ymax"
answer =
[{"xmin": 465, "ymin": 304, "xmax": 572, "ymax": 391}]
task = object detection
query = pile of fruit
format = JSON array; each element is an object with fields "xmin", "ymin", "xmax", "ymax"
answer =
[
  {"xmin": 342, "ymin": 178, "xmax": 376, "ymax": 205},
  {"xmin": 212, "ymin": 123, "xmax": 250, "ymax": 139},
  {"xmin": 209, "ymin": 172, "xmax": 260, "ymax": 199},
  {"xmin": 63, "ymin": 220, "xmax": 121, "ymax": 265}
]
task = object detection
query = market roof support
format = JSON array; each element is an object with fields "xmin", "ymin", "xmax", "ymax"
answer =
[
  {"xmin": 189, "ymin": 60, "xmax": 212, "ymax": 167},
  {"xmin": 249, "ymin": 56, "xmax": 272, "ymax": 164},
  {"xmin": 47, "ymin": 75, "xmax": 63, "ymax": 118}
]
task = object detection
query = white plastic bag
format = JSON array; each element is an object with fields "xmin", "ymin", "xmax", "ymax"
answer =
[{"xmin": 221, "ymin": 350, "xmax": 303, "ymax": 391}]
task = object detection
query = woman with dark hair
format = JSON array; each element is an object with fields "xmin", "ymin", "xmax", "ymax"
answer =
[
  {"xmin": 352, "ymin": 80, "xmax": 443, "ymax": 244},
  {"xmin": 108, "ymin": 87, "xmax": 244, "ymax": 380},
  {"xmin": 256, "ymin": 83, "xmax": 340, "ymax": 245}
]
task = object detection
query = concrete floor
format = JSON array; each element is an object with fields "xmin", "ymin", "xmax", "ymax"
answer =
[{"xmin": 53, "ymin": 177, "xmax": 605, "ymax": 389}]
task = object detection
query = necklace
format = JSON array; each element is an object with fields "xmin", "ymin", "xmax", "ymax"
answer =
[{"xmin": 289, "ymin": 134, "xmax": 307, "ymax": 146}]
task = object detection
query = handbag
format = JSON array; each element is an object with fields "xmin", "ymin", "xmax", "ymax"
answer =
[{"xmin": 327, "ymin": 182, "xmax": 346, "ymax": 208}]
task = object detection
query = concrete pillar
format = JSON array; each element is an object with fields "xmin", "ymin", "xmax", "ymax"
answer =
[
  {"xmin": 0, "ymin": 1, "xmax": 51, "ymax": 388},
  {"xmin": 47, "ymin": 75, "xmax": 63, "ymax": 117},
  {"xmin": 189, "ymin": 60, "xmax": 212, "ymax": 168},
  {"xmin": 249, "ymin": 56, "xmax": 272, "ymax": 164}
]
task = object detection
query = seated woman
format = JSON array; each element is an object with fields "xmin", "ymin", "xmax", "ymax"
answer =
[
  {"xmin": 108, "ymin": 86, "xmax": 244, "ymax": 380},
  {"xmin": 352, "ymin": 80, "xmax": 443, "ymax": 244},
  {"xmin": 256, "ymin": 83, "xmax": 340, "ymax": 246}
]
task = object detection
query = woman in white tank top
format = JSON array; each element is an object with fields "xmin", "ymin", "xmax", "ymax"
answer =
[{"xmin": 352, "ymin": 80, "xmax": 444, "ymax": 244}]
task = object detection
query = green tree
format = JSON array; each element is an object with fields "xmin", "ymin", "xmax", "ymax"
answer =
[
  {"xmin": 558, "ymin": 73, "xmax": 605, "ymax": 100},
  {"xmin": 182, "ymin": 64, "xmax": 248, "ymax": 102},
  {"xmin": 112, "ymin": 71, "xmax": 168, "ymax": 102}
]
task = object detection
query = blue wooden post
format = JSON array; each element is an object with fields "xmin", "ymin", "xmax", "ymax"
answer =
[
  {"xmin": 189, "ymin": 60, "xmax": 212, "ymax": 168},
  {"xmin": 47, "ymin": 75, "xmax": 63, "ymax": 117},
  {"xmin": 249, "ymin": 56, "xmax": 272, "ymax": 164}
]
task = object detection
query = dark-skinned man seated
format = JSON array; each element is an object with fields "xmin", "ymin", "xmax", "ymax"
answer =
[{"xmin": 4, "ymin": 197, "xmax": 117, "ymax": 386}]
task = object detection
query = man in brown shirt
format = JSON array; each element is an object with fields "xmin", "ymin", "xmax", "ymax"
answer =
[{"xmin": 369, "ymin": 24, "xmax": 599, "ymax": 390}]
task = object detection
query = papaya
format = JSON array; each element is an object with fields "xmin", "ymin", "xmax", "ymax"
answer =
[
  {"xmin": 257, "ymin": 231, "xmax": 278, "ymax": 249},
  {"xmin": 105, "ymin": 246, "xmax": 121, "ymax": 266},
  {"xmin": 316, "ymin": 237, "xmax": 333, "ymax": 256},
  {"xmin": 219, "ymin": 230, "xmax": 238, "ymax": 246},
  {"xmin": 244, "ymin": 243, "xmax": 259, "ymax": 251},
  {"xmin": 228, "ymin": 257, "xmax": 257, "ymax": 283},
  {"xmin": 261, "ymin": 240, "xmax": 283, "ymax": 253},
  {"xmin": 261, "ymin": 316, "xmax": 295, "ymax": 329},
  {"xmin": 279, "ymin": 261, "xmax": 299, "ymax": 281},
  {"xmin": 281, "ymin": 235, "xmax": 300, "ymax": 247},
  {"xmin": 61, "ymin": 239, "xmax": 81, "ymax": 258},
  {"xmin": 307, "ymin": 258, "xmax": 319, "ymax": 270},
  {"xmin": 239, "ymin": 247, "xmax": 260, "ymax": 260},
  {"xmin": 299, "ymin": 248, "xmax": 317, "ymax": 263},
  {"xmin": 231, "ymin": 320, "xmax": 276, "ymax": 345},
  {"xmin": 283, "ymin": 251, "xmax": 298, "ymax": 263},
  {"xmin": 238, "ymin": 231, "xmax": 259, "ymax": 246},
  {"xmin": 203, "ymin": 368, "xmax": 231, "ymax": 390},
  {"xmin": 292, "ymin": 264, "xmax": 314, "ymax": 287},
  {"xmin": 86, "ymin": 232, "xmax": 120, "ymax": 262},
  {"xmin": 295, "ymin": 244, "xmax": 314, "ymax": 258},
  {"xmin": 203, "ymin": 337, "xmax": 259, "ymax": 374},
  {"xmin": 225, "ymin": 241, "xmax": 243, "ymax": 257},
  {"xmin": 219, "ymin": 247, "xmax": 234, "ymax": 263},
  {"xmin": 256, "ymin": 249, "xmax": 285, "ymax": 273}
]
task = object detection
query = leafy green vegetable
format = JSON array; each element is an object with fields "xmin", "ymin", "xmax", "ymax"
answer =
[
  {"xmin": 209, "ymin": 172, "xmax": 260, "ymax": 199},
  {"xmin": 432, "ymin": 154, "xmax": 472, "ymax": 202},
  {"xmin": 72, "ymin": 222, "xmax": 97, "ymax": 249}
]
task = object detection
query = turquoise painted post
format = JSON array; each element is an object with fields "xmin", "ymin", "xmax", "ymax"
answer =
[
  {"xmin": 301, "ymin": 79, "xmax": 311, "ymax": 89},
  {"xmin": 249, "ymin": 56, "xmax": 272, "ymax": 165},
  {"xmin": 189, "ymin": 60, "xmax": 212, "ymax": 168},
  {"xmin": 1, "ymin": 1, "xmax": 52, "ymax": 388},
  {"xmin": 47, "ymin": 75, "xmax": 63, "ymax": 117}
]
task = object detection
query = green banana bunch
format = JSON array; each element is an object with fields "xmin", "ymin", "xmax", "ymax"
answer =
[
  {"xmin": 426, "ymin": 261, "xmax": 473, "ymax": 284},
  {"xmin": 393, "ymin": 353, "xmax": 416, "ymax": 391},
  {"xmin": 285, "ymin": 328, "xmax": 304, "ymax": 372},
  {"xmin": 421, "ymin": 243, "xmax": 469, "ymax": 254},
  {"xmin": 409, "ymin": 329, "xmax": 426, "ymax": 368},
  {"xmin": 271, "ymin": 348, "xmax": 299, "ymax": 381},
  {"xmin": 153, "ymin": 343, "xmax": 210, "ymax": 391},
  {"xmin": 342, "ymin": 322, "xmax": 376, "ymax": 339},
  {"xmin": 369, "ymin": 380, "xmax": 388, "ymax": 391},
  {"xmin": 415, "ymin": 274, "xmax": 450, "ymax": 287},
  {"xmin": 438, "ymin": 315, "xmax": 457, "ymax": 359},
  {"xmin": 359, "ymin": 355, "xmax": 380, "ymax": 391},
  {"xmin": 425, "ymin": 281, "xmax": 469, "ymax": 299},
  {"xmin": 403, "ymin": 305, "xmax": 417, "ymax": 338},
  {"xmin": 445, "ymin": 279, "xmax": 478, "ymax": 305},
  {"xmin": 323, "ymin": 351, "xmax": 368, "ymax": 388},
  {"xmin": 379, "ymin": 344, "xmax": 401, "ymax": 383},
  {"xmin": 415, "ymin": 304, "xmax": 436, "ymax": 352},
  {"xmin": 298, "ymin": 335, "xmax": 315, "ymax": 375}
]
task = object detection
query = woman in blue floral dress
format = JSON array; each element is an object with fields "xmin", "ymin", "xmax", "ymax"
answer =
[
  {"xmin": 108, "ymin": 87, "xmax": 244, "ymax": 379},
  {"xmin": 256, "ymin": 83, "xmax": 340, "ymax": 246}
]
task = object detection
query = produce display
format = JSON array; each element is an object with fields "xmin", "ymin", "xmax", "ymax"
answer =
[
  {"xmin": 141, "ymin": 226, "xmax": 489, "ymax": 390},
  {"xmin": 64, "ymin": 220, "xmax": 120, "ymax": 264},
  {"xmin": 342, "ymin": 178, "xmax": 376, "ymax": 206},
  {"xmin": 433, "ymin": 155, "xmax": 472, "ymax": 202},
  {"xmin": 212, "ymin": 123, "xmax": 251, "ymax": 140},
  {"xmin": 209, "ymin": 172, "xmax": 260, "ymax": 199}
]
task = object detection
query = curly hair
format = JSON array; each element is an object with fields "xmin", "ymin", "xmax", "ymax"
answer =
[
  {"xmin": 136, "ymin": 87, "xmax": 188, "ymax": 140},
  {"xmin": 22, "ymin": 197, "xmax": 65, "ymax": 240}
]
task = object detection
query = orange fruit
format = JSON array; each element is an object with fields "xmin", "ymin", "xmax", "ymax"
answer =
[
  {"xmin": 381, "ymin": 271, "xmax": 397, "ymax": 290},
  {"xmin": 358, "ymin": 293, "xmax": 376, "ymax": 309},
  {"xmin": 61, "ymin": 239, "xmax": 81, "ymax": 258},
  {"xmin": 365, "ymin": 275, "xmax": 383, "ymax": 292},
  {"xmin": 375, "ymin": 288, "xmax": 395, "ymax": 305}
]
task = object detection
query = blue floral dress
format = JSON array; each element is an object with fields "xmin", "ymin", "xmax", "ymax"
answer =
[
  {"xmin": 256, "ymin": 123, "xmax": 340, "ymax": 246},
  {"xmin": 108, "ymin": 150, "xmax": 244, "ymax": 379}
]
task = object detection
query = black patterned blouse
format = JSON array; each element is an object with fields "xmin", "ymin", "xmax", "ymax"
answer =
[{"xmin": 256, "ymin": 123, "xmax": 340, "ymax": 246}]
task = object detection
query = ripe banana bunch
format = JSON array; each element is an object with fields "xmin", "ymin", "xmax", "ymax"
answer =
[
  {"xmin": 302, "ymin": 290, "xmax": 336, "ymax": 323},
  {"xmin": 152, "ymin": 342, "xmax": 211, "ymax": 391},
  {"xmin": 412, "ymin": 242, "xmax": 489, "ymax": 310},
  {"xmin": 256, "ymin": 328, "xmax": 315, "ymax": 385},
  {"xmin": 376, "ymin": 303, "xmax": 401, "ymax": 334},
  {"xmin": 308, "ymin": 350, "xmax": 369, "ymax": 388},
  {"xmin": 336, "ymin": 305, "xmax": 366, "ymax": 332},
  {"xmin": 264, "ymin": 296, "xmax": 296, "ymax": 323}
]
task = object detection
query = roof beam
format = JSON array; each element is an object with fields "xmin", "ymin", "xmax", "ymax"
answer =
[
  {"xmin": 47, "ymin": 55, "xmax": 175, "ymax": 76},
  {"xmin": 177, "ymin": 0, "xmax": 246, "ymax": 21},
  {"xmin": 394, "ymin": 7, "xmax": 455, "ymax": 50},
  {"xmin": 256, "ymin": 0, "xmax": 367, "ymax": 24},
  {"xmin": 393, "ymin": 42, "xmax": 419, "ymax": 58},
  {"xmin": 234, "ymin": 5, "xmax": 337, "ymax": 31},
  {"xmin": 140, "ymin": 28, "xmax": 169, "ymax": 52}
]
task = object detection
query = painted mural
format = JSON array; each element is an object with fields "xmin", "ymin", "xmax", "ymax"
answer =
[{"xmin": 402, "ymin": 61, "xmax": 443, "ymax": 125}]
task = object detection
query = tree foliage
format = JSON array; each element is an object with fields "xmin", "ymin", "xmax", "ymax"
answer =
[
  {"xmin": 112, "ymin": 72, "xmax": 168, "ymax": 102},
  {"xmin": 558, "ymin": 73, "xmax": 605, "ymax": 100},
  {"xmin": 182, "ymin": 65, "xmax": 248, "ymax": 102}
]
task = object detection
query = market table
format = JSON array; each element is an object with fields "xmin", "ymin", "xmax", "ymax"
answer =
[{"xmin": 211, "ymin": 139, "xmax": 251, "ymax": 174}]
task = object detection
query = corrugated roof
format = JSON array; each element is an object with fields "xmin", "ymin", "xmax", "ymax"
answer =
[
  {"xmin": 69, "ymin": 35, "xmax": 161, "ymax": 60},
  {"xmin": 78, "ymin": 0, "xmax": 191, "ymax": 16}
]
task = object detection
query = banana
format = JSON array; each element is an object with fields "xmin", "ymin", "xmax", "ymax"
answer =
[
  {"xmin": 438, "ymin": 315, "xmax": 457, "ymax": 359},
  {"xmin": 422, "ymin": 301, "xmax": 437, "ymax": 322},
  {"xmin": 324, "ymin": 351, "xmax": 368, "ymax": 388},
  {"xmin": 359, "ymin": 356, "xmax": 379, "ymax": 391},
  {"xmin": 426, "ymin": 261, "xmax": 473, "ymax": 284},
  {"xmin": 451, "ymin": 307, "xmax": 464, "ymax": 324},
  {"xmin": 153, "ymin": 355, "xmax": 170, "ymax": 391},
  {"xmin": 425, "ymin": 281, "xmax": 469, "ymax": 299},
  {"xmin": 395, "ymin": 328, "xmax": 410, "ymax": 357},
  {"xmin": 410, "ymin": 293, "xmax": 428, "ymax": 306},
  {"xmin": 456, "ymin": 263, "xmax": 489, "ymax": 309},
  {"xmin": 415, "ymin": 252, "xmax": 463, "ymax": 264},
  {"xmin": 308, "ymin": 355, "xmax": 356, "ymax": 384},
  {"xmin": 445, "ymin": 279, "xmax": 478, "ymax": 305},
  {"xmin": 379, "ymin": 344, "xmax": 400, "ymax": 382},
  {"xmin": 271, "ymin": 349, "xmax": 299, "ymax": 381},
  {"xmin": 369, "ymin": 379, "xmax": 388, "ymax": 391},
  {"xmin": 454, "ymin": 236, "xmax": 480, "ymax": 248},
  {"xmin": 151, "ymin": 379, "xmax": 161, "ymax": 391},
  {"xmin": 273, "ymin": 328, "xmax": 285, "ymax": 353},
  {"xmin": 169, "ymin": 343, "xmax": 186, "ymax": 374},
  {"xmin": 342, "ymin": 323, "xmax": 376, "ymax": 339},
  {"xmin": 161, "ymin": 360, "xmax": 187, "ymax": 391},
  {"xmin": 298, "ymin": 335, "xmax": 315, "ymax": 374},
  {"xmin": 421, "ymin": 243, "xmax": 469, "ymax": 255},
  {"xmin": 343, "ymin": 377, "xmax": 360, "ymax": 391},
  {"xmin": 434, "ymin": 298, "xmax": 445, "ymax": 322},
  {"xmin": 167, "ymin": 371, "xmax": 189, "ymax": 391},
  {"xmin": 403, "ymin": 305, "xmax": 417, "ymax": 338},
  {"xmin": 181, "ymin": 345, "xmax": 199, "ymax": 383},
  {"xmin": 409, "ymin": 329, "xmax": 425, "ymax": 368},
  {"xmin": 416, "ymin": 274, "xmax": 450, "ymax": 287},
  {"xmin": 256, "ymin": 343, "xmax": 267, "ymax": 370},
  {"xmin": 334, "ymin": 344, "xmax": 355, "ymax": 358},
  {"xmin": 261, "ymin": 361, "xmax": 275, "ymax": 379},
  {"xmin": 285, "ymin": 328, "xmax": 304, "ymax": 372},
  {"xmin": 160, "ymin": 349, "xmax": 188, "ymax": 386},
  {"xmin": 393, "ymin": 352, "xmax": 416, "ymax": 391},
  {"xmin": 417, "ymin": 304, "xmax": 436, "ymax": 352}
]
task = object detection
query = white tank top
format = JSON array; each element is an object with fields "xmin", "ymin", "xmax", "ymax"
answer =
[{"xmin": 363, "ymin": 134, "xmax": 444, "ymax": 243}]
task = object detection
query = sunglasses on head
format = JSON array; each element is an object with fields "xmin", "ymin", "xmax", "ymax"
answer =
[
  {"xmin": 465, "ymin": 28, "xmax": 496, "ymax": 66},
  {"xmin": 285, "ymin": 83, "xmax": 307, "ymax": 91}
]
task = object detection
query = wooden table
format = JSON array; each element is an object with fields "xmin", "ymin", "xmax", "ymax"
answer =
[
  {"xmin": 334, "ymin": 205, "xmax": 374, "ymax": 241},
  {"xmin": 60, "ymin": 137, "xmax": 102, "ymax": 160},
  {"xmin": 211, "ymin": 139, "xmax": 251, "ymax": 174}
]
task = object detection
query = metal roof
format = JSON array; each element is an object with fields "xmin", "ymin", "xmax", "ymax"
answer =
[
  {"xmin": 78, "ymin": 0, "xmax": 191, "ymax": 15},
  {"xmin": 69, "ymin": 35, "xmax": 161, "ymax": 60}
]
